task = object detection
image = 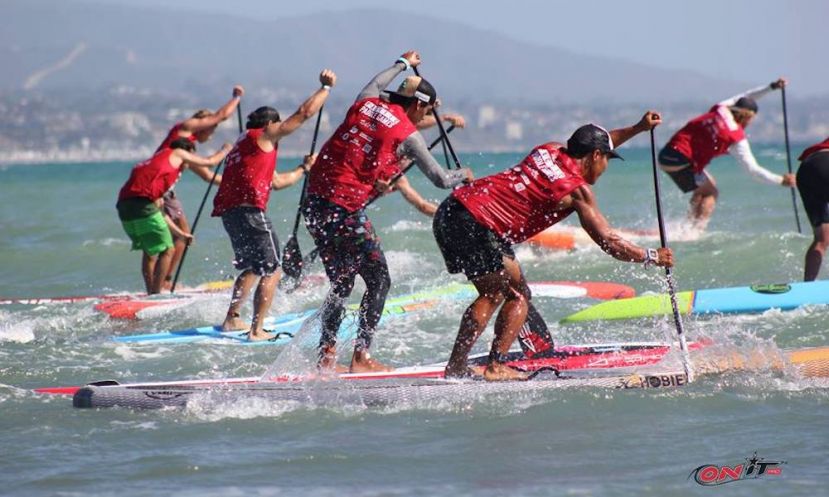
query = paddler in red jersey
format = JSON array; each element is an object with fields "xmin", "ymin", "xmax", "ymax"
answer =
[
  {"xmin": 156, "ymin": 85, "xmax": 245, "ymax": 288},
  {"xmin": 658, "ymin": 79, "xmax": 796, "ymax": 230},
  {"xmin": 212, "ymin": 70, "xmax": 336, "ymax": 342},
  {"xmin": 117, "ymin": 139, "xmax": 231, "ymax": 294},
  {"xmin": 304, "ymin": 50, "xmax": 473, "ymax": 373},
  {"xmin": 796, "ymin": 137, "xmax": 829, "ymax": 281},
  {"xmin": 434, "ymin": 112, "xmax": 673, "ymax": 381}
]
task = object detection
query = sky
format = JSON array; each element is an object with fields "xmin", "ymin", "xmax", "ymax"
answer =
[{"xmin": 93, "ymin": 0, "xmax": 828, "ymax": 97}]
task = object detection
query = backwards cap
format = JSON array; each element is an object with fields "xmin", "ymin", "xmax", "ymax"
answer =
[
  {"xmin": 385, "ymin": 75, "xmax": 437, "ymax": 105},
  {"xmin": 567, "ymin": 124, "xmax": 623, "ymax": 161}
]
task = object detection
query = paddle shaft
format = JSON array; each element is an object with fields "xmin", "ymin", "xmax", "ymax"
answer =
[
  {"xmin": 781, "ymin": 87, "xmax": 802, "ymax": 233},
  {"xmin": 649, "ymin": 128, "xmax": 694, "ymax": 381},
  {"xmin": 412, "ymin": 66, "xmax": 462, "ymax": 170},
  {"xmin": 289, "ymin": 107, "xmax": 325, "ymax": 236},
  {"xmin": 171, "ymin": 103, "xmax": 244, "ymax": 293}
]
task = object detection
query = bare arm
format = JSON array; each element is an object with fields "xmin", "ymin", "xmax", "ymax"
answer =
[
  {"xmin": 272, "ymin": 154, "xmax": 314, "ymax": 190},
  {"xmin": 189, "ymin": 164, "xmax": 222, "ymax": 185},
  {"xmin": 175, "ymin": 144, "xmax": 231, "ymax": 169},
  {"xmin": 268, "ymin": 70, "xmax": 336, "ymax": 141},
  {"xmin": 163, "ymin": 213, "xmax": 193, "ymax": 240},
  {"xmin": 608, "ymin": 111, "xmax": 662, "ymax": 149},
  {"xmin": 395, "ymin": 176, "xmax": 437, "ymax": 216},
  {"xmin": 182, "ymin": 86, "xmax": 244, "ymax": 132},
  {"xmin": 416, "ymin": 111, "xmax": 466, "ymax": 131},
  {"xmin": 565, "ymin": 185, "xmax": 673, "ymax": 267}
]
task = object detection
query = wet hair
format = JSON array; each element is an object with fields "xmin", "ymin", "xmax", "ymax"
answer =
[
  {"xmin": 191, "ymin": 109, "xmax": 213, "ymax": 119},
  {"xmin": 170, "ymin": 138, "xmax": 196, "ymax": 152},
  {"xmin": 246, "ymin": 106, "xmax": 281, "ymax": 129}
]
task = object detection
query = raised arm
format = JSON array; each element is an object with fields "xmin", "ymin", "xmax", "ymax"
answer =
[
  {"xmin": 607, "ymin": 111, "xmax": 662, "ymax": 149},
  {"xmin": 268, "ymin": 70, "xmax": 336, "ymax": 141},
  {"xmin": 356, "ymin": 51, "xmax": 420, "ymax": 102},
  {"xmin": 417, "ymin": 109, "xmax": 466, "ymax": 131},
  {"xmin": 397, "ymin": 132, "xmax": 472, "ymax": 188},
  {"xmin": 717, "ymin": 78, "xmax": 785, "ymax": 107},
  {"xmin": 182, "ymin": 86, "xmax": 244, "ymax": 132}
]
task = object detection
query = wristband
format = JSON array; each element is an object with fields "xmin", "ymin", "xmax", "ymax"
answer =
[
  {"xmin": 321, "ymin": 84, "xmax": 331, "ymax": 91},
  {"xmin": 643, "ymin": 248, "xmax": 659, "ymax": 268},
  {"xmin": 396, "ymin": 57, "xmax": 411, "ymax": 71}
]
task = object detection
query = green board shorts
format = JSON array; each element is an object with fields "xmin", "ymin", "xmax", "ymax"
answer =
[{"xmin": 120, "ymin": 210, "xmax": 174, "ymax": 256}]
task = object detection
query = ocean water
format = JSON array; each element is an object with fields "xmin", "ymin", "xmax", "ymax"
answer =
[{"xmin": 1, "ymin": 145, "xmax": 827, "ymax": 496}]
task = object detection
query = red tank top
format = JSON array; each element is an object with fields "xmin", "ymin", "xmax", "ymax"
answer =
[
  {"xmin": 212, "ymin": 128, "xmax": 278, "ymax": 216},
  {"xmin": 666, "ymin": 105, "xmax": 746, "ymax": 173},
  {"xmin": 453, "ymin": 144, "xmax": 587, "ymax": 243},
  {"xmin": 156, "ymin": 122, "xmax": 197, "ymax": 152},
  {"xmin": 799, "ymin": 137, "xmax": 829, "ymax": 161},
  {"xmin": 307, "ymin": 97, "xmax": 417, "ymax": 212},
  {"xmin": 118, "ymin": 148, "xmax": 182, "ymax": 202}
]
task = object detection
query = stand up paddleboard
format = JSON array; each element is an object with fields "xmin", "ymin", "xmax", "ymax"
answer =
[
  {"xmin": 561, "ymin": 281, "xmax": 829, "ymax": 323},
  {"xmin": 0, "ymin": 279, "xmax": 234, "ymax": 306},
  {"xmin": 37, "ymin": 343, "xmax": 829, "ymax": 410},
  {"xmin": 110, "ymin": 281, "xmax": 635, "ymax": 346},
  {"xmin": 35, "ymin": 340, "xmax": 708, "ymax": 399}
]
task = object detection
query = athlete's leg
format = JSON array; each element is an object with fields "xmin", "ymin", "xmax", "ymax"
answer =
[
  {"xmin": 222, "ymin": 270, "xmax": 258, "ymax": 331},
  {"xmin": 805, "ymin": 223, "xmax": 829, "ymax": 281},
  {"xmin": 149, "ymin": 247, "xmax": 174, "ymax": 294},
  {"xmin": 484, "ymin": 256, "xmax": 529, "ymax": 381},
  {"xmin": 689, "ymin": 172, "xmax": 718, "ymax": 230},
  {"xmin": 141, "ymin": 253, "xmax": 156, "ymax": 294},
  {"xmin": 164, "ymin": 215, "xmax": 191, "ymax": 289},
  {"xmin": 318, "ymin": 267, "xmax": 358, "ymax": 371},
  {"xmin": 248, "ymin": 271, "xmax": 281, "ymax": 340},
  {"xmin": 350, "ymin": 252, "xmax": 392, "ymax": 373}
]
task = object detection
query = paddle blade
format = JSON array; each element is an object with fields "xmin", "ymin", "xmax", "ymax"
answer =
[{"xmin": 281, "ymin": 236, "xmax": 303, "ymax": 281}]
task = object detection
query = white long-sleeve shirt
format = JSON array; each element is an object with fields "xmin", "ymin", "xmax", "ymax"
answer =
[{"xmin": 719, "ymin": 84, "xmax": 782, "ymax": 185}]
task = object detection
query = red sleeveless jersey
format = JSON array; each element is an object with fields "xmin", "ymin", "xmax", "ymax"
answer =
[
  {"xmin": 118, "ymin": 148, "xmax": 182, "ymax": 202},
  {"xmin": 156, "ymin": 122, "xmax": 197, "ymax": 152},
  {"xmin": 452, "ymin": 144, "xmax": 587, "ymax": 243},
  {"xmin": 799, "ymin": 137, "xmax": 829, "ymax": 161},
  {"xmin": 307, "ymin": 97, "xmax": 417, "ymax": 212},
  {"xmin": 212, "ymin": 128, "xmax": 277, "ymax": 216},
  {"xmin": 666, "ymin": 105, "xmax": 746, "ymax": 173}
]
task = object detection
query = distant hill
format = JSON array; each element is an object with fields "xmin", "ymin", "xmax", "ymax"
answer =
[{"xmin": 3, "ymin": 0, "xmax": 756, "ymax": 105}]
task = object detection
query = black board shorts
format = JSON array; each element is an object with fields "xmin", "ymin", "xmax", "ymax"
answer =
[
  {"xmin": 658, "ymin": 147, "xmax": 704, "ymax": 193},
  {"xmin": 797, "ymin": 151, "xmax": 829, "ymax": 228},
  {"xmin": 221, "ymin": 206, "xmax": 281, "ymax": 276},
  {"xmin": 433, "ymin": 196, "xmax": 515, "ymax": 280}
]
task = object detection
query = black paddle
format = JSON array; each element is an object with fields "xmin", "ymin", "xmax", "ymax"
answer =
[
  {"xmin": 780, "ymin": 86, "xmax": 802, "ymax": 234},
  {"xmin": 412, "ymin": 66, "xmax": 462, "ymax": 170},
  {"xmin": 649, "ymin": 126, "xmax": 694, "ymax": 381},
  {"xmin": 280, "ymin": 107, "xmax": 325, "ymax": 286},
  {"xmin": 170, "ymin": 103, "xmax": 244, "ymax": 293}
]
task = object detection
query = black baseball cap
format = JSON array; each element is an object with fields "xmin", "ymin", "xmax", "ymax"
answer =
[
  {"xmin": 385, "ymin": 75, "xmax": 437, "ymax": 105},
  {"xmin": 567, "ymin": 124, "xmax": 623, "ymax": 161},
  {"xmin": 732, "ymin": 97, "xmax": 758, "ymax": 113}
]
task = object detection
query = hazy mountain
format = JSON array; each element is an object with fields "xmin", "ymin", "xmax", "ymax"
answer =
[{"xmin": 3, "ymin": 0, "xmax": 755, "ymax": 105}]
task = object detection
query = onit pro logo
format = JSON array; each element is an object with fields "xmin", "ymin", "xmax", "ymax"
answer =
[{"xmin": 689, "ymin": 453, "xmax": 786, "ymax": 486}]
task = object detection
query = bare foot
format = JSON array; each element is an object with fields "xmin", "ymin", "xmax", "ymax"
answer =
[
  {"xmin": 350, "ymin": 352, "xmax": 393, "ymax": 373},
  {"xmin": 221, "ymin": 316, "xmax": 248, "ymax": 332},
  {"xmin": 318, "ymin": 345, "xmax": 349, "ymax": 374},
  {"xmin": 483, "ymin": 362, "xmax": 528, "ymax": 382},
  {"xmin": 444, "ymin": 365, "xmax": 485, "ymax": 379},
  {"xmin": 247, "ymin": 330, "xmax": 275, "ymax": 342}
]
